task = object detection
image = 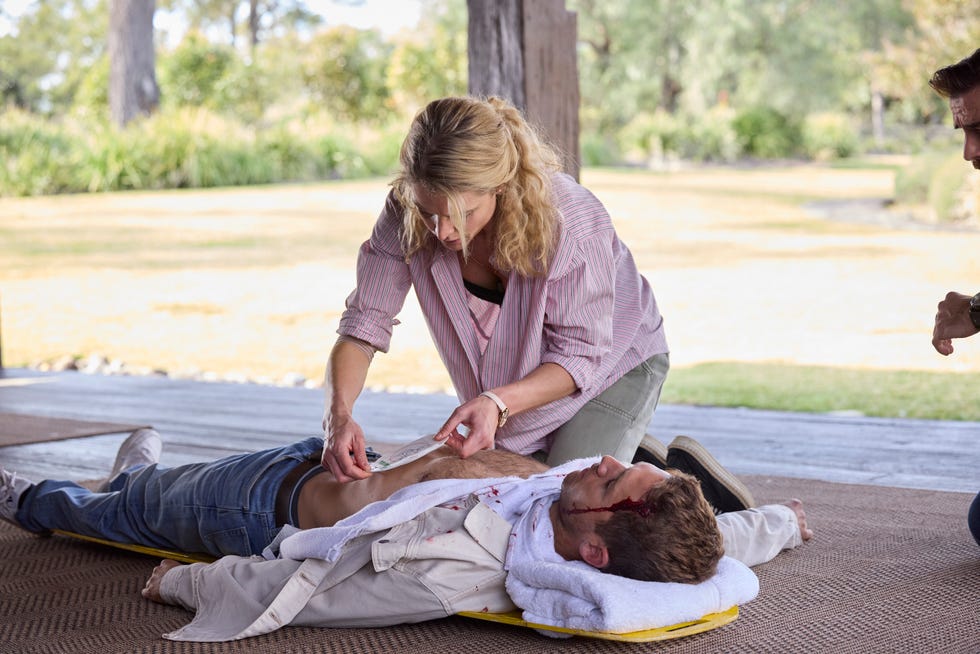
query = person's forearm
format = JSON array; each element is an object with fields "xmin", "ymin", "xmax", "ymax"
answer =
[
  {"xmin": 324, "ymin": 337, "xmax": 374, "ymax": 420},
  {"xmin": 490, "ymin": 362, "xmax": 577, "ymax": 418},
  {"xmin": 715, "ymin": 504, "xmax": 802, "ymax": 567},
  {"xmin": 157, "ymin": 557, "xmax": 308, "ymax": 642},
  {"xmin": 159, "ymin": 562, "xmax": 202, "ymax": 611}
]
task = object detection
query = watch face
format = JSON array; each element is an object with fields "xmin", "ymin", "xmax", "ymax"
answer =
[{"xmin": 971, "ymin": 293, "xmax": 980, "ymax": 311}]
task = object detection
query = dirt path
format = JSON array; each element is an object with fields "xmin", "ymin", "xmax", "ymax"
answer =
[{"xmin": 2, "ymin": 165, "xmax": 978, "ymax": 392}]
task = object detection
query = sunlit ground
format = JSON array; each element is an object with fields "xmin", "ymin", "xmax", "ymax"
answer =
[{"xmin": 2, "ymin": 164, "xmax": 978, "ymax": 405}]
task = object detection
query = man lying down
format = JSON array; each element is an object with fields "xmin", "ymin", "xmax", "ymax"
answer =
[{"xmin": 0, "ymin": 429, "xmax": 811, "ymax": 641}]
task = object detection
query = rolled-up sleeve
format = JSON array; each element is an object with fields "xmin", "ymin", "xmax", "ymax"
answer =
[
  {"xmin": 160, "ymin": 556, "xmax": 306, "ymax": 641},
  {"xmin": 540, "ymin": 234, "xmax": 616, "ymax": 394},
  {"xmin": 337, "ymin": 193, "xmax": 413, "ymax": 353}
]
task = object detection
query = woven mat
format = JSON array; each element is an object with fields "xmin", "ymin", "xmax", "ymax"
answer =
[
  {"xmin": 1, "ymin": 476, "xmax": 977, "ymax": 654},
  {"xmin": 0, "ymin": 412, "xmax": 148, "ymax": 447}
]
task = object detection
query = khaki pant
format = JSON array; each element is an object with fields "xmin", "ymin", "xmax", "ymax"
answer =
[{"xmin": 543, "ymin": 352, "xmax": 670, "ymax": 466}]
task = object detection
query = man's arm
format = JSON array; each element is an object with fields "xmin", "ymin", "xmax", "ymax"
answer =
[
  {"xmin": 143, "ymin": 555, "xmax": 312, "ymax": 641},
  {"xmin": 142, "ymin": 559, "xmax": 182, "ymax": 604},
  {"xmin": 141, "ymin": 505, "xmax": 516, "ymax": 641},
  {"xmin": 715, "ymin": 500, "xmax": 812, "ymax": 568}
]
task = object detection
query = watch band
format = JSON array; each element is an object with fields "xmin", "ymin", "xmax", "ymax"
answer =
[
  {"xmin": 969, "ymin": 292, "xmax": 980, "ymax": 329},
  {"xmin": 479, "ymin": 390, "xmax": 510, "ymax": 428}
]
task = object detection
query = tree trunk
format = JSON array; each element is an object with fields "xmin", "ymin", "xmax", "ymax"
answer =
[
  {"xmin": 249, "ymin": 0, "xmax": 260, "ymax": 51},
  {"xmin": 468, "ymin": 0, "xmax": 580, "ymax": 180},
  {"xmin": 871, "ymin": 88, "xmax": 885, "ymax": 148},
  {"xmin": 108, "ymin": 0, "xmax": 159, "ymax": 127}
]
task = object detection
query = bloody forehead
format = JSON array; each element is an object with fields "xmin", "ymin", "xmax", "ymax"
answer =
[{"xmin": 566, "ymin": 497, "xmax": 652, "ymax": 518}]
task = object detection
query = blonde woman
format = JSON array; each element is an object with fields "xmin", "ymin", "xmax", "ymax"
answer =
[{"xmin": 322, "ymin": 96, "xmax": 669, "ymax": 482}]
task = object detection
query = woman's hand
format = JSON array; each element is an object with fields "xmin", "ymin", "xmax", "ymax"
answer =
[
  {"xmin": 141, "ymin": 559, "xmax": 183, "ymax": 604},
  {"xmin": 433, "ymin": 394, "xmax": 500, "ymax": 457},
  {"xmin": 322, "ymin": 412, "xmax": 372, "ymax": 482}
]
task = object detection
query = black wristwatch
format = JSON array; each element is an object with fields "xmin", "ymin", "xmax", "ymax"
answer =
[{"xmin": 970, "ymin": 292, "xmax": 980, "ymax": 329}]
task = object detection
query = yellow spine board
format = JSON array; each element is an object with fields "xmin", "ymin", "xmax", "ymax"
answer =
[
  {"xmin": 53, "ymin": 529, "xmax": 739, "ymax": 642},
  {"xmin": 458, "ymin": 606, "xmax": 738, "ymax": 642}
]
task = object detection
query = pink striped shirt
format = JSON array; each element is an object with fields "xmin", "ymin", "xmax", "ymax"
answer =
[{"xmin": 338, "ymin": 173, "xmax": 668, "ymax": 455}]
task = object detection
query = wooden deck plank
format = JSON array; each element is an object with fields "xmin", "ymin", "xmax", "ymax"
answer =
[{"xmin": 1, "ymin": 368, "xmax": 976, "ymax": 493}]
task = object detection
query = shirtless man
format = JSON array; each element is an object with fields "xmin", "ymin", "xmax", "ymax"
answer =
[
  {"xmin": 4, "ymin": 427, "xmax": 808, "ymax": 564},
  {"xmin": 296, "ymin": 441, "xmax": 548, "ymax": 529},
  {"xmin": 2, "ymin": 428, "xmax": 809, "ymax": 641},
  {"xmin": 1, "ymin": 431, "xmax": 554, "ymax": 559},
  {"xmin": 1, "ymin": 429, "xmax": 808, "ymax": 569}
]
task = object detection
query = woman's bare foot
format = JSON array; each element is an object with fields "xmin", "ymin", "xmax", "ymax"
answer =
[
  {"xmin": 782, "ymin": 498, "xmax": 814, "ymax": 541},
  {"xmin": 141, "ymin": 558, "xmax": 183, "ymax": 603}
]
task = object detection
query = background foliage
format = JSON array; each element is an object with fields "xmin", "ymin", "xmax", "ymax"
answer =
[{"xmin": 0, "ymin": 0, "xmax": 978, "ymax": 224}]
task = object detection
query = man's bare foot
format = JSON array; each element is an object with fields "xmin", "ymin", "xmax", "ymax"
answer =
[
  {"xmin": 782, "ymin": 498, "xmax": 814, "ymax": 541},
  {"xmin": 142, "ymin": 558, "xmax": 183, "ymax": 603}
]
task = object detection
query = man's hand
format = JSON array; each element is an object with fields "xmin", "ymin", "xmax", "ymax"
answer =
[
  {"xmin": 932, "ymin": 291, "xmax": 979, "ymax": 356},
  {"xmin": 322, "ymin": 413, "xmax": 372, "ymax": 482},
  {"xmin": 141, "ymin": 559, "xmax": 183, "ymax": 603},
  {"xmin": 433, "ymin": 394, "xmax": 500, "ymax": 458}
]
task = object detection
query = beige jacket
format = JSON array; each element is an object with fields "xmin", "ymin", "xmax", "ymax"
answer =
[
  {"xmin": 160, "ymin": 496, "xmax": 516, "ymax": 642},
  {"xmin": 158, "ymin": 497, "xmax": 801, "ymax": 642}
]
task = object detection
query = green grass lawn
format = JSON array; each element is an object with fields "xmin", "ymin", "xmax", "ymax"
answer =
[{"xmin": 663, "ymin": 362, "xmax": 980, "ymax": 421}]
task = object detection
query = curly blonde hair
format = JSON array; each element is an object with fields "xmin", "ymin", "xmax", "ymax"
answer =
[{"xmin": 392, "ymin": 96, "xmax": 562, "ymax": 276}]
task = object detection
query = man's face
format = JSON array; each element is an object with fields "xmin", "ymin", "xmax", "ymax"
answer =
[
  {"xmin": 949, "ymin": 85, "xmax": 980, "ymax": 169},
  {"xmin": 555, "ymin": 456, "xmax": 671, "ymax": 536}
]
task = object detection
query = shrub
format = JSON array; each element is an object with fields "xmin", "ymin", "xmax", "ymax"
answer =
[
  {"xmin": 894, "ymin": 150, "xmax": 956, "ymax": 204},
  {"xmin": 678, "ymin": 107, "xmax": 739, "ymax": 162},
  {"xmin": 732, "ymin": 106, "xmax": 802, "ymax": 158},
  {"xmin": 802, "ymin": 112, "xmax": 859, "ymax": 160},
  {"xmin": 74, "ymin": 124, "xmax": 147, "ymax": 191},
  {"xmin": 211, "ymin": 59, "xmax": 279, "ymax": 126},
  {"xmin": 302, "ymin": 26, "xmax": 392, "ymax": 124},
  {"xmin": 0, "ymin": 106, "xmax": 396, "ymax": 196},
  {"xmin": 618, "ymin": 110, "xmax": 683, "ymax": 165},
  {"xmin": 0, "ymin": 110, "xmax": 78, "ymax": 196},
  {"xmin": 73, "ymin": 56, "xmax": 110, "ymax": 117},
  {"xmin": 893, "ymin": 149, "xmax": 978, "ymax": 225},
  {"xmin": 581, "ymin": 132, "xmax": 621, "ymax": 167},
  {"xmin": 158, "ymin": 33, "xmax": 237, "ymax": 109},
  {"xmin": 359, "ymin": 126, "xmax": 404, "ymax": 176},
  {"xmin": 928, "ymin": 152, "xmax": 974, "ymax": 224}
]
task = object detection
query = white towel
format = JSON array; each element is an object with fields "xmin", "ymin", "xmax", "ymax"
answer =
[{"xmin": 504, "ymin": 495, "xmax": 759, "ymax": 634}]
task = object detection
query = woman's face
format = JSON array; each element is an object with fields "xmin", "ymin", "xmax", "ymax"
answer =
[{"xmin": 412, "ymin": 183, "xmax": 497, "ymax": 252}]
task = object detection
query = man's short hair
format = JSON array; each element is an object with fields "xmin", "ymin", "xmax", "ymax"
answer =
[
  {"xmin": 597, "ymin": 469, "xmax": 724, "ymax": 584},
  {"xmin": 930, "ymin": 48, "xmax": 980, "ymax": 98}
]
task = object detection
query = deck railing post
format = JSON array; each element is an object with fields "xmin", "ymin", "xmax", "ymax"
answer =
[{"xmin": 467, "ymin": 0, "xmax": 580, "ymax": 181}]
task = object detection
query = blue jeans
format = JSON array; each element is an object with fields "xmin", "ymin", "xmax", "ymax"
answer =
[{"xmin": 16, "ymin": 436, "xmax": 323, "ymax": 557}]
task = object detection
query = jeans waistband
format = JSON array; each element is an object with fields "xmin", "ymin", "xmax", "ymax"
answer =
[{"xmin": 274, "ymin": 459, "xmax": 323, "ymax": 527}]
